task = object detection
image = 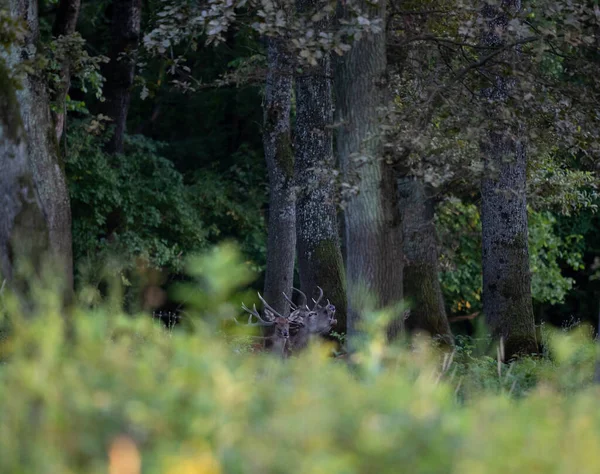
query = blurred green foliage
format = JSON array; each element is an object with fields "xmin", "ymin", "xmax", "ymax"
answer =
[{"xmin": 1, "ymin": 244, "xmax": 600, "ymax": 473}]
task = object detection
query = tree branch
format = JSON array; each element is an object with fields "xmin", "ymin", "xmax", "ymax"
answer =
[{"xmin": 418, "ymin": 35, "xmax": 540, "ymax": 129}]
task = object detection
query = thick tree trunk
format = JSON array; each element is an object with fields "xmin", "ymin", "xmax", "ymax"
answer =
[
  {"xmin": 480, "ymin": 1, "xmax": 537, "ymax": 357},
  {"xmin": 335, "ymin": 0, "xmax": 404, "ymax": 341},
  {"xmin": 481, "ymin": 137, "xmax": 537, "ymax": 357},
  {"xmin": 0, "ymin": 0, "xmax": 73, "ymax": 291},
  {"xmin": 262, "ymin": 37, "xmax": 296, "ymax": 317},
  {"xmin": 51, "ymin": 0, "xmax": 82, "ymax": 141},
  {"xmin": 294, "ymin": 0, "xmax": 346, "ymax": 331},
  {"xmin": 398, "ymin": 177, "xmax": 452, "ymax": 345},
  {"xmin": 103, "ymin": 0, "xmax": 142, "ymax": 154}
]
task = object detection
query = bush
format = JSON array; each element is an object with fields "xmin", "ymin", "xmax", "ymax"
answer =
[
  {"xmin": 0, "ymin": 245, "xmax": 599, "ymax": 474},
  {"xmin": 66, "ymin": 120, "xmax": 267, "ymax": 284},
  {"xmin": 67, "ymin": 124, "xmax": 208, "ymax": 274}
]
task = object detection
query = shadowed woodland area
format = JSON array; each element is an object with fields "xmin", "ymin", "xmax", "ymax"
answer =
[{"xmin": 2, "ymin": 0, "xmax": 600, "ymax": 472}]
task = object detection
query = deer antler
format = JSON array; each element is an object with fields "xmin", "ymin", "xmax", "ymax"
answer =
[
  {"xmin": 236, "ymin": 303, "xmax": 276, "ymax": 327},
  {"xmin": 257, "ymin": 292, "xmax": 286, "ymax": 319},
  {"xmin": 282, "ymin": 291, "xmax": 297, "ymax": 310},
  {"xmin": 283, "ymin": 287, "xmax": 312, "ymax": 311},
  {"xmin": 311, "ymin": 286, "xmax": 324, "ymax": 310},
  {"xmin": 292, "ymin": 287, "xmax": 308, "ymax": 306}
]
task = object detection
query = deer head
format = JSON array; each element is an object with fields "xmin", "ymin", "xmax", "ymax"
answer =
[
  {"xmin": 237, "ymin": 293, "xmax": 290, "ymax": 357},
  {"xmin": 286, "ymin": 286, "xmax": 337, "ymax": 333},
  {"xmin": 283, "ymin": 286, "xmax": 338, "ymax": 354}
]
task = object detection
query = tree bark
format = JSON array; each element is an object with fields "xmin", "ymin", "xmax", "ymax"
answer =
[
  {"xmin": 294, "ymin": 0, "xmax": 346, "ymax": 331},
  {"xmin": 480, "ymin": 1, "xmax": 537, "ymax": 357},
  {"xmin": 51, "ymin": 0, "xmax": 82, "ymax": 141},
  {"xmin": 0, "ymin": 0, "xmax": 73, "ymax": 291},
  {"xmin": 335, "ymin": 0, "xmax": 404, "ymax": 341},
  {"xmin": 262, "ymin": 36, "xmax": 296, "ymax": 317},
  {"xmin": 398, "ymin": 177, "xmax": 453, "ymax": 345},
  {"xmin": 103, "ymin": 0, "xmax": 142, "ymax": 155}
]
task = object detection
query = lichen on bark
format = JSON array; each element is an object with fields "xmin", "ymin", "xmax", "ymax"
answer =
[
  {"xmin": 262, "ymin": 35, "xmax": 296, "ymax": 317},
  {"xmin": 294, "ymin": 0, "xmax": 346, "ymax": 332},
  {"xmin": 0, "ymin": 0, "xmax": 73, "ymax": 293},
  {"xmin": 479, "ymin": 1, "xmax": 537, "ymax": 358}
]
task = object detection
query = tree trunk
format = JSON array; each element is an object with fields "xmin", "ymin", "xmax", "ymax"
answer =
[
  {"xmin": 51, "ymin": 0, "xmax": 82, "ymax": 141},
  {"xmin": 103, "ymin": 0, "xmax": 142, "ymax": 154},
  {"xmin": 398, "ymin": 177, "xmax": 453, "ymax": 345},
  {"xmin": 335, "ymin": 0, "xmax": 404, "ymax": 341},
  {"xmin": 0, "ymin": 0, "xmax": 73, "ymax": 291},
  {"xmin": 262, "ymin": 36, "xmax": 296, "ymax": 317},
  {"xmin": 480, "ymin": 1, "xmax": 537, "ymax": 357},
  {"xmin": 294, "ymin": 0, "xmax": 346, "ymax": 331}
]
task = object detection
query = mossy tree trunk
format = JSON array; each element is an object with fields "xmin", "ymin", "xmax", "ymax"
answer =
[
  {"xmin": 103, "ymin": 0, "xmax": 142, "ymax": 155},
  {"xmin": 398, "ymin": 177, "xmax": 452, "ymax": 345},
  {"xmin": 335, "ymin": 0, "xmax": 404, "ymax": 341},
  {"xmin": 480, "ymin": 0, "xmax": 537, "ymax": 357},
  {"xmin": 262, "ymin": 36, "xmax": 296, "ymax": 316},
  {"xmin": 0, "ymin": 0, "xmax": 73, "ymax": 292},
  {"xmin": 294, "ymin": 0, "xmax": 346, "ymax": 330}
]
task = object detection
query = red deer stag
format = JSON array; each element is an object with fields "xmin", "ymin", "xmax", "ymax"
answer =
[
  {"xmin": 236, "ymin": 293, "xmax": 290, "ymax": 358},
  {"xmin": 237, "ymin": 288, "xmax": 337, "ymax": 358},
  {"xmin": 283, "ymin": 287, "xmax": 337, "ymax": 354}
]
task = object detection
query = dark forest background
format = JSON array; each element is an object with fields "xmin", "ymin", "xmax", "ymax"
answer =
[{"xmin": 47, "ymin": 0, "xmax": 600, "ymax": 334}]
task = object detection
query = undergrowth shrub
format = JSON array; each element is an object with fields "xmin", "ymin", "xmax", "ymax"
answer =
[
  {"xmin": 0, "ymin": 244, "xmax": 599, "ymax": 474},
  {"xmin": 67, "ymin": 125, "xmax": 207, "ymax": 273},
  {"xmin": 66, "ymin": 120, "xmax": 267, "ymax": 285}
]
